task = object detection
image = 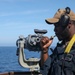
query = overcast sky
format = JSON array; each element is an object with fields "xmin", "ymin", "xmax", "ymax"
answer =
[{"xmin": 0, "ymin": 0, "xmax": 75, "ymax": 46}]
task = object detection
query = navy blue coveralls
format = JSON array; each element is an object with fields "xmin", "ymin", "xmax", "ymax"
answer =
[{"xmin": 40, "ymin": 42, "xmax": 75, "ymax": 75}]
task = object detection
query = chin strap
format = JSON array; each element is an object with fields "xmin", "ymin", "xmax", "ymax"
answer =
[{"xmin": 64, "ymin": 34, "xmax": 75, "ymax": 53}]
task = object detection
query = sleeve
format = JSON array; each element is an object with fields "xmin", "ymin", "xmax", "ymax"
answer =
[
  {"xmin": 40, "ymin": 56, "xmax": 51, "ymax": 75},
  {"xmin": 40, "ymin": 46, "xmax": 57, "ymax": 75}
]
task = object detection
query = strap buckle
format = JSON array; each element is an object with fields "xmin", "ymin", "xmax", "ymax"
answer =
[{"xmin": 65, "ymin": 54, "xmax": 73, "ymax": 61}]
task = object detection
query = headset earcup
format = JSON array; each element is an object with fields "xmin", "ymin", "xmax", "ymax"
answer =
[{"xmin": 59, "ymin": 15, "xmax": 70, "ymax": 27}]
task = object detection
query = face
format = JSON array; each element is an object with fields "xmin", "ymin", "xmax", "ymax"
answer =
[{"xmin": 54, "ymin": 23, "xmax": 70, "ymax": 41}]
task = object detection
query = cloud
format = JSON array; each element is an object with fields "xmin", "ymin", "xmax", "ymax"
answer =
[
  {"xmin": 0, "ymin": 9, "xmax": 49, "ymax": 17},
  {"xmin": 0, "ymin": 0, "xmax": 34, "ymax": 2},
  {"xmin": 21, "ymin": 9, "xmax": 49, "ymax": 15}
]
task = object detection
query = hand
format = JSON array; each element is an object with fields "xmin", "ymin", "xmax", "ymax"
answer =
[{"xmin": 40, "ymin": 36, "xmax": 53, "ymax": 53}]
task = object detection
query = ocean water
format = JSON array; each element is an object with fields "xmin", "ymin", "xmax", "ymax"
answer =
[{"xmin": 0, "ymin": 46, "xmax": 41, "ymax": 73}]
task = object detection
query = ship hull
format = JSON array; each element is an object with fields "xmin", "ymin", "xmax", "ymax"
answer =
[{"xmin": 0, "ymin": 71, "xmax": 42, "ymax": 75}]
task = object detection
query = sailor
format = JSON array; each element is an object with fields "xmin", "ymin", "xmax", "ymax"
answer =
[{"xmin": 40, "ymin": 7, "xmax": 75, "ymax": 75}]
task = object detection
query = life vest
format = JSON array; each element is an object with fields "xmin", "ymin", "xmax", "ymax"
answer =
[{"xmin": 64, "ymin": 34, "xmax": 75, "ymax": 53}]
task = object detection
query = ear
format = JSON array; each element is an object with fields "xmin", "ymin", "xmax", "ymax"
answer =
[
  {"xmin": 67, "ymin": 25, "xmax": 71, "ymax": 29},
  {"xmin": 67, "ymin": 22, "xmax": 72, "ymax": 29}
]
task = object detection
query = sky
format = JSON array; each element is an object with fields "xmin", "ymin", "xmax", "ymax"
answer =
[{"xmin": 0, "ymin": 0, "xmax": 75, "ymax": 46}]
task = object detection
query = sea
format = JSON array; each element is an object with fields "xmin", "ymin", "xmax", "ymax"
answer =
[{"xmin": 0, "ymin": 46, "xmax": 54, "ymax": 73}]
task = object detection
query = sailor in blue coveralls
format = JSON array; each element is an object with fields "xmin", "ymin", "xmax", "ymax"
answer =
[{"xmin": 40, "ymin": 7, "xmax": 75, "ymax": 75}]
